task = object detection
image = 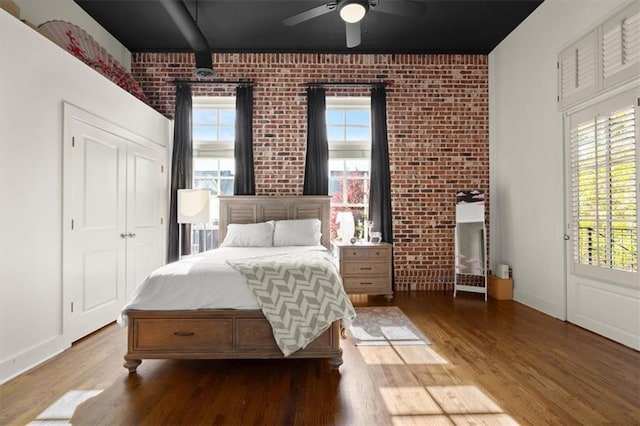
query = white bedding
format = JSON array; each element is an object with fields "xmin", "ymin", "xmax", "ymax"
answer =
[{"xmin": 118, "ymin": 245, "xmax": 328, "ymax": 326}]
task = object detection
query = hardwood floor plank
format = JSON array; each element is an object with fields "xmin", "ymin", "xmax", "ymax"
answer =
[{"xmin": 1, "ymin": 291, "xmax": 638, "ymax": 425}]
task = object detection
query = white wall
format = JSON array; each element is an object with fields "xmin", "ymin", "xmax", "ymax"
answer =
[
  {"xmin": 0, "ymin": 9, "xmax": 170, "ymax": 384},
  {"xmin": 12, "ymin": 0, "xmax": 131, "ymax": 70},
  {"xmin": 489, "ymin": 0, "xmax": 632, "ymax": 318}
]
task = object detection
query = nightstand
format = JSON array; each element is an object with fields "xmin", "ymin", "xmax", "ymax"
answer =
[{"xmin": 334, "ymin": 242, "xmax": 393, "ymax": 301}]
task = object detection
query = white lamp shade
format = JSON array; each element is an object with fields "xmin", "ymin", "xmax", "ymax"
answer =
[
  {"xmin": 337, "ymin": 211, "xmax": 356, "ymax": 241},
  {"xmin": 178, "ymin": 189, "xmax": 210, "ymax": 224}
]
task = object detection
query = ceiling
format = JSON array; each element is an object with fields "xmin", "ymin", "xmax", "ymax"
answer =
[{"xmin": 74, "ymin": 0, "xmax": 543, "ymax": 55}]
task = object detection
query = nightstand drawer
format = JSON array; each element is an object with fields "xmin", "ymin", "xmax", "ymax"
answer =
[
  {"xmin": 366, "ymin": 247, "xmax": 390, "ymax": 259},
  {"xmin": 342, "ymin": 248, "xmax": 369, "ymax": 259},
  {"xmin": 341, "ymin": 246, "xmax": 390, "ymax": 259},
  {"xmin": 343, "ymin": 277, "xmax": 389, "ymax": 292},
  {"xmin": 342, "ymin": 262, "xmax": 389, "ymax": 276}
]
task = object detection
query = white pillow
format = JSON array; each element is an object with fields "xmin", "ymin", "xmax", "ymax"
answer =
[
  {"xmin": 220, "ymin": 221, "xmax": 274, "ymax": 247},
  {"xmin": 273, "ymin": 219, "xmax": 322, "ymax": 246}
]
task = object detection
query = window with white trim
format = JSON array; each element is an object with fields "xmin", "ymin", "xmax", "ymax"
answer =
[
  {"xmin": 327, "ymin": 97, "xmax": 371, "ymax": 241},
  {"xmin": 191, "ymin": 97, "xmax": 235, "ymax": 250},
  {"xmin": 192, "ymin": 97, "xmax": 235, "ymax": 199},
  {"xmin": 568, "ymin": 89, "xmax": 638, "ymax": 287}
]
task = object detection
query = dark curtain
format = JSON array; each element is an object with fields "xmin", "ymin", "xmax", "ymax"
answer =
[
  {"xmin": 369, "ymin": 86, "xmax": 394, "ymax": 286},
  {"xmin": 303, "ymin": 87, "xmax": 329, "ymax": 195},
  {"xmin": 168, "ymin": 83, "xmax": 193, "ymax": 262},
  {"xmin": 233, "ymin": 84, "xmax": 255, "ymax": 195}
]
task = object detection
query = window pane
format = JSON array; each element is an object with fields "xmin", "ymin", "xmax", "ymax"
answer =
[
  {"xmin": 220, "ymin": 179, "xmax": 234, "ymax": 195},
  {"xmin": 219, "ymin": 159, "xmax": 235, "ymax": 175},
  {"xmin": 327, "ymin": 126, "xmax": 344, "ymax": 141},
  {"xmin": 219, "ymin": 126, "xmax": 235, "ymax": 141},
  {"xmin": 346, "ymin": 109, "xmax": 370, "ymax": 125},
  {"xmin": 328, "ymin": 178, "xmax": 342, "ymax": 195},
  {"xmin": 194, "ymin": 126, "xmax": 217, "ymax": 141},
  {"xmin": 193, "ymin": 109, "xmax": 217, "ymax": 124},
  {"xmin": 346, "ymin": 126, "xmax": 371, "ymax": 141},
  {"xmin": 346, "ymin": 159, "xmax": 370, "ymax": 172},
  {"xmin": 326, "ymin": 110, "xmax": 344, "ymax": 125},
  {"xmin": 220, "ymin": 109, "xmax": 235, "ymax": 125}
]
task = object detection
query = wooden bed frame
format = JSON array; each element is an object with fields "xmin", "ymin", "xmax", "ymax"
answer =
[{"xmin": 123, "ymin": 195, "xmax": 344, "ymax": 373}]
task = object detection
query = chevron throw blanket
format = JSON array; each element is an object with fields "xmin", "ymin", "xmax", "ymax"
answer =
[{"xmin": 227, "ymin": 250, "xmax": 356, "ymax": 356}]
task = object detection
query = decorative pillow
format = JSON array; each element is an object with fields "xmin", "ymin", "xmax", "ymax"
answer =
[
  {"xmin": 220, "ymin": 221, "xmax": 274, "ymax": 247},
  {"xmin": 273, "ymin": 219, "xmax": 322, "ymax": 246}
]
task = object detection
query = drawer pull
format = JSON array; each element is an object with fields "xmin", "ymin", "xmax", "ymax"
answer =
[
  {"xmin": 361, "ymin": 282, "xmax": 373, "ymax": 285},
  {"xmin": 360, "ymin": 267, "xmax": 372, "ymax": 271},
  {"xmin": 173, "ymin": 331, "xmax": 195, "ymax": 337}
]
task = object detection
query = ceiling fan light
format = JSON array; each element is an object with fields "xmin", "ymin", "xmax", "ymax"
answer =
[{"xmin": 339, "ymin": 1, "xmax": 368, "ymax": 23}]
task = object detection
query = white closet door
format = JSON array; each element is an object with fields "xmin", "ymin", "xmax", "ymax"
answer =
[
  {"xmin": 66, "ymin": 119, "xmax": 127, "ymax": 342},
  {"xmin": 126, "ymin": 143, "xmax": 164, "ymax": 300}
]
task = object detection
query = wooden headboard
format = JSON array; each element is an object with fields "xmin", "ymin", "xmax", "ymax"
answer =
[{"xmin": 218, "ymin": 196, "xmax": 331, "ymax": 248}]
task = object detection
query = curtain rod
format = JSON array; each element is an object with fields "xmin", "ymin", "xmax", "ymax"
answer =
[
  {"xmin": 170, "ymin": 80, "xmax": 255, "ymax": 86},
  {"xmin": 306, "ymin": 82, "xmax": 387, "ymax": 88}
]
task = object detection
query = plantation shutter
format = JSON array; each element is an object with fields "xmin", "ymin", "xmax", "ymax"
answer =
[
  {"xmin": 559, "ymin": 31, "xmax": 598, "ymax": 109},
  {"xmin": 602, "ymin": 2, "xmax": 640, "ymax": 89},
  {"xmin": 569, "ymin": 91, "xmax": 638, "ymax": 286}
]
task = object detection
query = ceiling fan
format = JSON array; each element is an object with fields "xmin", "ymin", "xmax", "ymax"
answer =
[{"xmin": 283, "ymin": 0, "xmax": 427, "ymax": 48}]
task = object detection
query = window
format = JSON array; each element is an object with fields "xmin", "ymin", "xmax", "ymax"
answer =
[
  {"xmin": 191, "ymin": 97, "xmax": 236, "ymax": 250},
  {"xmin": 327, "ymin": 97, "xmax": 371, "ymax": 240},
  {"xmin": 569, "ymin": 90, "xmax": 637, "ymax": 287},
  {"xmin": 192, "ymin": 96, "xmax": 236, "ymax": 200}
]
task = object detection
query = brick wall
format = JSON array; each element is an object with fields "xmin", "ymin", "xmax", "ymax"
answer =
[{"xmin": 131, "ymin": 52, "xmax": 489, "ymax": 291}]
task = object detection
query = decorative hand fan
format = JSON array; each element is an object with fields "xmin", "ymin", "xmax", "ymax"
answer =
[{"xmin": 38, "ymin": 20, "xmax": 146, "ymax": 101}]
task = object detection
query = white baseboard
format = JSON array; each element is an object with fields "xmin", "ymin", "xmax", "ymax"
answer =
[{"xmin": 0, "ymin": 336, "xmax": 69, "ymax": 385}]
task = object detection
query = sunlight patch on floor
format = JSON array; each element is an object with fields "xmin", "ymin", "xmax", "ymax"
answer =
[
  {"xmin": 27, "ymin": 390, "xmax": 103, "ymax": 425},
  {"xmin": 358, "ymin": 344, "xmax": 448, "ymax": 365},
  {"xmin": 390, "ymin": 413, "xmax": 519, "ymax": 425},
  {"xmin": 379, "ymin": 386, "xmax": 443, "ymax": 416},
  {"xmin": 426, "ymin": 385, "xmax": 503, "ymax": 414},
  {"xmin": 379, "ymin": 384, "xmax": 519, "ymax": 424},
  {"xmin": 393, "ymin": 344, "xmax": 448, "ymax": 365},
  {"xmin": 449, "ymin": 413, "xmax": 520, "ymax": 425},
  {"xmin": 358, "ymin": 345, "xmax": 406, "ymax": 364},
  {"xmin": 391, "ymin": 414, "xmax": 455, "ymax": 425}
]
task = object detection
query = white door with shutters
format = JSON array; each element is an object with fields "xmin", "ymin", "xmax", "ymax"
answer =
[
  {"xmin": 126, "ymin": 143, "xmax": 164, "ymax": 300},
  {"xmin": 565, "ymin": 88, "xmax": 640, "ymax": 350},
  {"xmin": 65, "ymin": 118, "xmax": 128, "ymax": 342}
]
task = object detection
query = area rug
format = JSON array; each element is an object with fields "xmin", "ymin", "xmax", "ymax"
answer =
[{"xmin": 349, "ymin": 306, "xmax": 430, "ymax": 346}]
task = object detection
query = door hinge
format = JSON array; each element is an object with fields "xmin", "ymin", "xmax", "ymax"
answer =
[
  {"xmin": 556, "ymin": 61, "xmax": 559, "ymax": 69},
  {"xmin": 71, "ymin": 302, "xmax": 74, "ymax": 313},
  {"xmin": 72, "ymin": 136, "xmax": 75, "ymax": 147},
  {"xmin": 160, "ymin": 217, "xmax": 164, "ymax": 225},
  {"xmin": 71, "ymin": 219, "xmax": 75, "ymax": 230},
  {"xmin": 161, "ymin": 165, "xmax": 164, "ymax": 173}
]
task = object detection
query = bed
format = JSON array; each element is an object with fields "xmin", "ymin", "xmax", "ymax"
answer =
[{"xmin": 122, "ymin": 195, "xmax": 352, "ymax": 373}]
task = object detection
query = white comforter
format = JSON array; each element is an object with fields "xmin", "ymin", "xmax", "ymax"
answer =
[{"xmin": 118, "ymin": 246, "xmax": 328, "ymax": 326}]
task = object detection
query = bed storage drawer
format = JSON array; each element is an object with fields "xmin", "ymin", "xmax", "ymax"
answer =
[
  {"xmin": 235, "ymin": 319, "xmax": 280, "ymax": 350},
  {"xmin": 235, "ymin": 318, "xmax": 335, "ymax": 352},
  {"xmin": 133, "ymin": 319, "xmax": 233, "ymax": 352}
]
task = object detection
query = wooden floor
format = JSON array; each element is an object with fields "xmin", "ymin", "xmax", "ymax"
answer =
[{"xmin": 1, "ymin": 291, "xmax": 639, "ymax": 425}]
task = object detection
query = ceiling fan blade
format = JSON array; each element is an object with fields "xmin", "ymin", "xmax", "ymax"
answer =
[
  {"xmin": 283, "ymin": 2, "xmax": 336, "ymax": 26},
  {"xmin": 372, "ymin": 0, "xmax": 427, "ymax": 17},
  {"xmin": 345, "ymin": 21, "xmax": 361, "ymax": 48}
]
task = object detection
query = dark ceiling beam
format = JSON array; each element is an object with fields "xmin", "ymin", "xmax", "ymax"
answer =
[{"xmin": 158, "ymin": 0, "xmax": 215, "ymax": 77}]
